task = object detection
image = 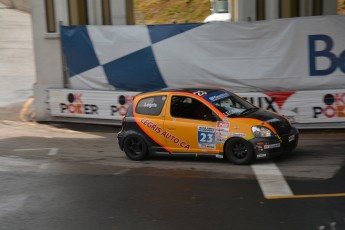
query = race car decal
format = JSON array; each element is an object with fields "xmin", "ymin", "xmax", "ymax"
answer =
[
  {"xmin": 216, "ymin": 122, "xmax": 230, "ymax": 144},
  {"xmin": 289, "ymin": 134, "xmax": 295, "ymax": 142},
  {"xmin": 140, "ymin": 118, "xmax": 162, "ymax": 133},
  {"xmin": 257, "ymin": 153, "xmax": 267, "ymax": 158},
  {"xmin": 255, "ymin": 143, "xmax": 265, "ymax": 152},
  {"xmin": 161, "ymin": 130, "xmax": 190, "ymax": 150},
  {"xmin": 203, "ymin": 91, "xmax": 230, "ymax": 102},
  {"xmin": 193, "ymin": 90, "xmax": 208, "ymax": 97},
  {"xmin": 216, "ymin": 121, "xmax": 230, "ymax": 129},
  {"xmin": 140, "ymin": 118, "xmax": 190, "ymax": 150},
  {"xmin": 198, "ymin": 126, "xmax": 216, "ymax": 149},
  {"xmin": 264, "ymin": 143, "xmax": 280, "ymax": 149},
  {"xmin": 229, "ymin": 132, "xmax": 246, "ymax": 137}
]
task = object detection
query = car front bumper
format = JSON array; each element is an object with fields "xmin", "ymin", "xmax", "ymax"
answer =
[{"xmin": 250, "ymin": 127, "xmax": 299, "ymax": 160}]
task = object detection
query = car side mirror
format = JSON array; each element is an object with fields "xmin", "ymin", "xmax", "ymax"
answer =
[{"xmin": 204, "ymin": 114, "xmax": 217, "ymax": 122}]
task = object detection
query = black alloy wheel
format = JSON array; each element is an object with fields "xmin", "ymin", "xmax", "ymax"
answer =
[
  {"xmin": 225, "ymin": 138, "xmax": 254, "ymax": 165},
  {"xmin": 123, "ymin": 135, "xmax": 148, "ymax": 161}
]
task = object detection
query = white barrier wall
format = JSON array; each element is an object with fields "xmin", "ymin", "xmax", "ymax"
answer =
[
  {"xmin": 31, "ymin": 0, "xmax": 131, "ymax": 121},
  {"xmin": 49, "ymin": 89, "xmax": 345, "ymax": 127}
]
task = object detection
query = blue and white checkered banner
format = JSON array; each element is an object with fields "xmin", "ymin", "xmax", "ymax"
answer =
[{"xmin": 61, "ymin": 15, "xmax": 345, "ymax": 93}]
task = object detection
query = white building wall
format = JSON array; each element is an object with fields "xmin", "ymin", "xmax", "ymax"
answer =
[
  {"xmin": 238, "ymin": 0, "xmax": 257, "ymax": 21},
  {"xmin": 31, "ymin": 0, "xmax": 64, "ymax": 121},
  {"xmin": 230, "ymin": 0, "xmax": 256, "ymax": 22},
  {"xmin": 299, "ymin": 0, "xmax": 313, "ymax": 16},
  {"xmin": 111, "ymin": 0, "xmax": 126, "ymax": 25},
  {"xmin": 265, "ymin": 0, "xmax": 279, "ymax": 20},
  {"xmin": 31, "ymin": 0, "xmax": 128, "ymax": 121},
  {"xmin": 0, "ymin": 0, "xmax": 31, "ymax": 12},
  {"xmin": 229, "ymin": 0, "xmax": 238, "ymax": 21},
  {"xmin": 87, "ymin": 0, "xmax": 102, "ymax": 25},
  {"xmin": 231, "ymin": 0, "xmax": 337, "ymax": 21}
]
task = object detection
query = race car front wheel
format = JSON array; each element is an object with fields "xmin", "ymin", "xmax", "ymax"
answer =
[
  {"xmin": 225, "ymin": 138, "xmax": 254, "ymax": 165},
  {"xmin": 123, "ymin": 135, "xmax": 148, "ymax": 161}
]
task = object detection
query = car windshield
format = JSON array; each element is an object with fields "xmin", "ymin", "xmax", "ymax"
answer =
[{"xmin": 203, "ymin": 90, "xmax": 256, "ymax": 117}]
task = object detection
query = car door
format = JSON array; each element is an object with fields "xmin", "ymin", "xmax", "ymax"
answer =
[{"xmin": 163, "ymin": 94, "xmax": 220, "ymax": 154}]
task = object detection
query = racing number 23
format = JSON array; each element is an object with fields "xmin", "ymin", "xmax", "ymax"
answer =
[
  {"xmin": 198, "ymin": 126, "xmax": 216, "ymax": 149},
  {"xmin": 200, "ymin": 133, "xmax": 214, "ymax": 143}
]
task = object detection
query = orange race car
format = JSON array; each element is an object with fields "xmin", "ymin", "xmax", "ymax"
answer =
[{"xmin": 117, "ymin": 87, "xmax": 298, "ymax": 165}]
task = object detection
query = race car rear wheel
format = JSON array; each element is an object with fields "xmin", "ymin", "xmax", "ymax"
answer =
[
  {"xmin": 225, "ymin": 138, "xmax": 254, "ymax": 165},
  {"xmin": 123, "ymin": 135, "xmax": 148, "ymax": 161}
]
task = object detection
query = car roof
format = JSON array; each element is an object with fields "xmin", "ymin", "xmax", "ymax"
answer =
[{"xmin": 138, "ymin": 87, "xmax": 226, "ymax": 96}]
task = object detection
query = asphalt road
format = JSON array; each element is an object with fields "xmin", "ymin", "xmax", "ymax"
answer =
[
  {"xmin": 0, "ymin": 4, "xmax": 344, "ymax": 230},
  {"xmin": 0, "ymin": 120, "xmax": 344, "ymax": 230}
]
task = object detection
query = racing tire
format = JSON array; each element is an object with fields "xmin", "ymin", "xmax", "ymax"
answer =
[
  {"xmin": 123, "ymin": 135, "xmax": 148, "ymax": 161},
  {"xmin": 225, "ymin": 138, "xmax": 254, "ymax": 165}
]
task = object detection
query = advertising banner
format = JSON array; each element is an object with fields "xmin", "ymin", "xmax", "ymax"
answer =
[
  {"xmin": 49, "ymin": 89, "xmax": 345, "ymax": 126},
  {"xmin": 49, "ymin": 89, "xmax": 138, "ymax": 121},
  {"xmin": 60, "ymin": 15, "xmax": 345, "ymax": 93},
  {"xmin": 241, "ymin": 90, "xmax": 345, "ymax": 124}
]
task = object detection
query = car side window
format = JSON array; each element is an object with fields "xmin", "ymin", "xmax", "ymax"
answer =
[
  {"xmin": 170, "ymin": 96, "xmax": 214, "ymax": 120},
  {"xmin": 136, "ymin": 96, "xmax": 166, "ymax": 116}
]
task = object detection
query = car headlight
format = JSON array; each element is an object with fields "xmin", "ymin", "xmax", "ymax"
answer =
[{"xmin": 252, "ymin": 126, "xmax": 274, "ymax": 138}]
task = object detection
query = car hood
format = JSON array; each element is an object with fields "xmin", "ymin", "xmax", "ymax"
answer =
[{"xmin": 239, "ymin": 108, "xmax": 292, "ymax": 135}]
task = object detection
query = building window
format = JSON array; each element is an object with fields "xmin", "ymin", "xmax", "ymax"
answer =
[
  {"xmin": 68, "ymin": 0, "xmax": 88, "ymax": 25},
  {"xmin": 280, "ymin": 0, "xmax": 300, "ymax": 18},
  {"xmin": 126, "ymin": 0, "xmax": 135, "ymax": 25},
  {"xmin": 45, "ymin": 0, "xmax": 56, "ymax": 32},
  {"xmin": 256, "ymin": 0, "xmax": 266, "ymax": 20},
  {"xmin": 102, "ymin": 0, "xmax": 111, "ymax": 25},
  {"xmin": 313, "ymin": 0, "xmax": 323, "ymax": 15}
]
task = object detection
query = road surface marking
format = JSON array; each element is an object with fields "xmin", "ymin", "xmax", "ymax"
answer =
[
  {"xmin": 251, "ymin": 162, "xmax": 293, "ymax": 198},
  {"xmin": 14, "ymin": 148, "xmax": 59, "ymax": 156},
  {"xmin": 113, "ymin": 169, "xmax": 130, "ymax": 175},
  {"xmin": 266, "ymin": 193, "xmax": 345, "ymax": 200}
]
